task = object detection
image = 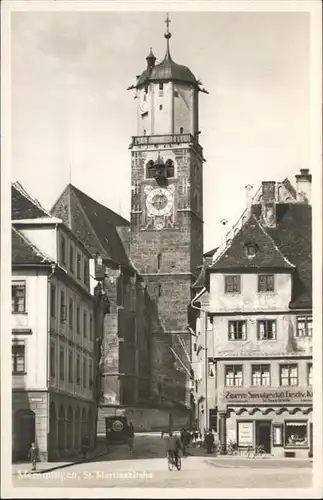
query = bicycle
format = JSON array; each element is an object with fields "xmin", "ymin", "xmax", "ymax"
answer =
[
  {"xmin": 167, "ymin": 451, "xmax": 182, "ymax": 471},
  {"xmin": 246, "ymin": 445, "xmax": 266, "ymax": 458}
]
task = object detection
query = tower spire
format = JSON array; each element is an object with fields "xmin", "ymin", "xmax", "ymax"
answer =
[{"xmin": 164, "ymin": 13, "xmax": 172, "ymax": 58}]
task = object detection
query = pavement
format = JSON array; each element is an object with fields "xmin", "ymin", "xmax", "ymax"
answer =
[{"xmin": 11, "ymin": 435, "xmax": 314, "ymax": 489}]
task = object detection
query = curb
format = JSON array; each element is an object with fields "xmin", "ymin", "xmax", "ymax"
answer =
[{"xmin": 15, "ymin": 451, "xmax": 108, "ymax": 476}]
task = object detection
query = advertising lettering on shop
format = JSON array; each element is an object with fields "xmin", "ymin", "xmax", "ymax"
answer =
[{"xmin": 224, "ymin": 389, "xmax": 313, "ymax": 404}]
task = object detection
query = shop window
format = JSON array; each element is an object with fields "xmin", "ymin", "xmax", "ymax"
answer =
[
  {"xmin": 50, "ymin": 342, "xmax": 55, "ymax": 378},
  {"xmin": 280, "ymin": 364, "xmax": 298, "ymax": 386},
  {"xmin": 307, "ymin": 363, "xmax": 312, "ymax": 386},
  {"xmin": 251, "ymin": 364, "xmax": 270, "ymax": 386},
  {"xmin": 50, "ymin": 284, "xmax": 56, "ymax": 318},
  {"xmin": 258, "ymin": 274, "xmax": 274, "ymax": 292},
  {"xmin": 225, "ymin": 365, "xmax": 243, "ymax": 387},
  {"xmin": 228, "ymin": 320, "xmax": 247, "ymax": 340},
  {"xmin": 225, "ymin": 275, "xmax": 241, "ymax": 294},
  {"xmin": 296, "ymin": 316, "xmax": 312, "ymax": 337},
  {"xmin": 59, "ymin": 346, "xmax": 65, "ymax": 382},
  {"xmin": 12, "ymin": 341, "xmax": 25, "ymax": 374},
  {"xmin": 285, "ymin": 421, "xmax": 308, "ymax": 447},
  {"xmin": 272, "ymin": 423, "xmax": 284, "ymax": 447},
  {"xmin": 257, "ymin": 319, "xmax": 276, "ymax": 340},
  {"xmin": 12, "ymin": 281, "xmax": 26, "ymax": 313}
]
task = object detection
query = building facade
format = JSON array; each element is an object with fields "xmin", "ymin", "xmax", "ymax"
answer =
[
  {"xmin": 128, "ymin": 17, "xmax": 207, "ymax": 418},
  {"xmin": 12, "ymin": 183, "xmax": 97, "ymax": 461},
  {"xmin": 192, "ymin": 171, "xmax": 313, "ymax": 458}
]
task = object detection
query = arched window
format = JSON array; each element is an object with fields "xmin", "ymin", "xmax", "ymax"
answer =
[
  {"xmin": 180, "ymin": 127, "xmax": 184, "ymax": 133},
  {"xmin": 146, "ymin": 160, "xmax": 155, "ymax": 179},
  {"xmin": 166, "ymin": 159, "xmax": 175, "ymax": 178}
]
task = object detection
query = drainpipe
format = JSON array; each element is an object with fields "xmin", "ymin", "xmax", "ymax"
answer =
[
  {"xmin": 190, "ymin": 298, "xmax": 208, "ymax": 433},
  {"xmin": 47, "ymin": 263, "xmax": 56, "ymax": 460}
]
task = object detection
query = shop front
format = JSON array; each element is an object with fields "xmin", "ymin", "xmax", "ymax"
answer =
[{"xmin": 219, "ymin": 387, "xmax": 313, "ymax": 458}]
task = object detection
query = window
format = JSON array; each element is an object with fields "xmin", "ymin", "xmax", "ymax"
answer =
[
  {"xmin": 208, "ymin": 360, "xmax": 215, "ymax": 378},
  {"xmin": 12, "ymin": 342, "xmax": 25, "ymax": 374},
  {"xmin": 83, "ymin": 357, "xmax": 87, "ymax": 387},
  {"xmin": 143, "ymin": 93, "xmax": 147, "ymax": 102},
  {"xmin": 285, "ymin": 421, "xmax": 308, "ymax": 447},
  {"xmin": 69, "ymin": 245, "xmax": 74, "ymax": 272},
  {"xmin": 89, "ymin": 359, "xmax": 93, "ymax": 387},
  {"xmin": 50, "ymin": 343, "xmax": 55, "ymax": 378},
  {"xmin": 272, "ymin": 423, "xmax": 284, "ymax": 447},
  {"xmin": 83, "ymin": 311, "xmax": 87, "ymax": 338},
  {"xmin": 157, "ymin": 253, "xmax": 162, "ymax": 271},
  {"xmin": 146, "ymin": 160, "xmax": 156, "ymax": 179},
  {"xmin": 12, "ymin": 282, "xmax": 26, "ymax": 313},
  {"xmin": 68, "ymin": 350, "xmax": 73, "ymax": 384},
  {"xmin": 257, "ymin": 320, "xmax": 276, "ymax": 340},
  {"xmin": 174, "ymin": 90, "xmax": 179, "ymax": 98},
  {"xmin": 251, "ymin": 365, "xmax": 270, "ymax": 386},
  {"xmin": 50, "ymin": 284, "xmax": 56, "ymax": 318},
  {"xmin": 280, "ymin": 364, "xmax": 298, "ymax": 386},
  {"xmin": 159, "ymin": 104, "xmax": 163, "ymax": 110},
  {"xmin": 225, "ymin": 275, "xmax": 241, "ymax": 293},
  {"xmin": 158, "ymin": 284, "xmax": 162, "ymax": 297},
  {"xmin": 60, "ymin": 291, "xmax": 66, "ymax": 323},
  {"xmin": 76, "ymin": 354, "xmax": 81, "ymax": 385},
  {"xmin": 245, "ymin": 243, "xmax": 257, "ymax": 258},
  {"xmin": 180, "ymin": 126, "xmax": 183, "ymax": 133},
  {"xmin": 59, "ymin": 346, "xmax": 65, "ymax": 382},
  {"xmin": 90, "ymin": 314, "xmax": 93, "ymax": 341},
  {"xmin": 68, "ymin": 299, "xmax": 73, "ymax": 329},
  {"xmin": 296, "ymin": 316, "xmax": 312, "ymax": 337},
  {"xmin": 207, "ymin": 315, "xmax": 213, "ymax": 331},
  {"xmin": 307, "ymin": 363, "xmax": 312, "ymax": 386},
  {"xmin": 225, "ymin": 365, "xmax": 243, "ymax": 387},
  {"xmin": 258, "ymin": 274, "xmax": 274, "ymax": 292},
  {"xmin": 60, "ymin": 235, "xmax": 66, "ymax": 265},
  {"xmin": 145, "ymin": 86, "xmax": 148, "ymax": 94},
  {"xmin": 76, "ymin": 306, "xmax": 80, "ymax": 334},
  {"xmin": 228, "ymin": 321, "xmax": 247, "ymax": 340},
  {"xmin": 166, "ymin": 159, "xmax": 175, "ymax": 178},
  {"xmin": 77, "ymin": 253, "xmax": 81, "ymax": 279},
  {"xmin": 159, "ymin": 82, "xmax": 164, "ymax": 96},
  {"xmin": 84, "ymin": 260, "xmax": 89, "ymax": 285}
]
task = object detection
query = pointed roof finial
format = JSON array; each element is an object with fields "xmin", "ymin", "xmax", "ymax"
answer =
[{"xmin": 164, "ymin": 13, "xmax": 172, "ymax": 57}]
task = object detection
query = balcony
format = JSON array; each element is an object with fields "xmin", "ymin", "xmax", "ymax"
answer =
[{"xmin": 130, "ymin": 134, "xmax": 203, "ymax": 157}]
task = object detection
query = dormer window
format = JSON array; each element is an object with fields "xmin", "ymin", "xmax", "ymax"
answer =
[{"xmin": 245, "ymin": 242, "xmax": 258, "ymax": 258}]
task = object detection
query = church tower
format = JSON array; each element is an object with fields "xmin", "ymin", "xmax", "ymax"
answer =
[{"xmin": 128, "ymin": 15, "xmax": 207, "ymax": 412}]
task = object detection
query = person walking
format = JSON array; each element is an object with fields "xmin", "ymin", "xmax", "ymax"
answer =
[
  {"xmin": 28, "ymin": 442, "xmax": 39, "ymax": 472},
  {"xmin": 205, "ymin": 428, "xmax": 215, "ymax": 454},
  {"xmin": 127, "ymin": 421, "xmax": 135, "ymax": 453},
  {"xmin": 81, "ymin": 435, "xmax": 90, "ymax": 459},
  {"xmin": 165, "ymin": 430, "xmax": 182, "ymax": 468}
]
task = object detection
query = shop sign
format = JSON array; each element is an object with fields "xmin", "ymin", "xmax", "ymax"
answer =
[
  {"xmin": 237, "ymin": 421, "xmax": 253, "ymax": 447},
  {"xmin": 223, "ymin": 388, "xmax": 312, "ymax": 404}
]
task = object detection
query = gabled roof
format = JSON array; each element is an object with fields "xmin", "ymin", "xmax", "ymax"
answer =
[
  {"xmin": 211, "ymin": 215, "xmax": 295, "ymax": 271},
  {"xmin": 12, "ymin": 182, "xmax": 52, "ymax": 220},
  {"xmin": 50, "ymin": 184, "xmax": 132, "ymax": 269},
  {"xmin": 12, "ymin": 227, "xmax": 54, "ymax": 266}
]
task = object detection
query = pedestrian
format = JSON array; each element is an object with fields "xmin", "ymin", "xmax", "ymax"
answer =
[
  {"xmin": 81, "ymin": 434, "xmax": 90, "ymax": 459},
  {"xmin": 127, "ymin": 421, "xmax": 135, "ymax": 453},
  {"xmin": 205, "ymin": 428, "xmax": 215, "ymax": 454},
  {"xmin": 28, "ymin": 442, "xmax": 39, "ymax": 471}
]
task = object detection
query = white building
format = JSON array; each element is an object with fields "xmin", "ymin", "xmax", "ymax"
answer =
[{"xmin": 12, "ymin": 182, "xmax": 97, "ymax": 462}]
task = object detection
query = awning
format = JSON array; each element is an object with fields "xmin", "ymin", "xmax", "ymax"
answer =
[{"xmin": 285, "ymin": 422, "xmax": 307, "ymax": 426}]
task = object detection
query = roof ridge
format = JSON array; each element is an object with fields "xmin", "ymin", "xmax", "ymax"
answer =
[
  {"xmin": 254, "ymin": 216, "xmax": 295, "ymax": 268},
  {"xmin": 12, "ymin": 226, "xmax": 54, "ymax": 264},
  {"xmin": 12, "ymin": 181, "xmax": 52, "ymax": 218},
  {"xmin": 70, "ymin": 184, "xmax": 129, "ymax": 225}
]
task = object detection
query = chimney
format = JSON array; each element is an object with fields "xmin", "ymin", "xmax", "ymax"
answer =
[
  {"xmin": 295, "ymin": 169, "xmax": 312, "ymax": 204},
  {"xmin": 220, "ymin": 218, "xmax": 228, "ymax": 247},
  {"xmin": 245, "ymin": 184, "xmax": 254, "ymax": 216},
  {"xmin": 261, "ymin": 181, "xmax": 276, "ymax": 227}
]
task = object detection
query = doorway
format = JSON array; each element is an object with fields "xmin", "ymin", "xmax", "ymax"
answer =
[
  {"xmin": 255, "ymin": 420, "xmax": 271, "ymax": 453},
  {"xmin": 14, "ymin": 410, "xmax": 36, "ymax": 461}
]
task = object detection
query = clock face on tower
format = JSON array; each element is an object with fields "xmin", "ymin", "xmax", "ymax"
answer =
[{"xmin": 146, "ymin": 187, "xmax": 173, "ymax": 217}]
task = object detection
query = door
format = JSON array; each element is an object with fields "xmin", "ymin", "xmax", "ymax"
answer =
[
  {"xmin": 255, "ymin": 420, "xmax": 271, "ymax": 453},
  {"xmin": 14, "ymin": 410, "xmax": 36, "ymax": 461}
]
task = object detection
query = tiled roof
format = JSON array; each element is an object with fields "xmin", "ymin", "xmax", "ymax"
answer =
[
  {"xmin": 203, "ymin": 247, "xmax": 218, "ymax": 258},
  {"xmin": 12, "ymin": 182, "xmax": 51, "ymax": 220},
  {"xmin": 12, "ymin": 227, "xmax": 53, "ymax": 265},
  {"xmin": 51, "ymin": 184, "xmax": 132, "ymax": 269},
  {"xmin": 211, "ymin": 215, "xmax": 295, "ymax": 271},
  {"xmin": 209, "ymin": 204, "xmax": 312, "ymax": 309}
]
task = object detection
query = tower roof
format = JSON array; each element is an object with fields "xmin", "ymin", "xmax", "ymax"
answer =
[{"xmin": 135, "ymin": 14, "xmax": 200, "ymax": 89}]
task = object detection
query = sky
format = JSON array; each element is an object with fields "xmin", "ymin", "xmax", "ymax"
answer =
[{"xmin": 11, "ymin": 8, "xmax": 310, "ymax": 251}]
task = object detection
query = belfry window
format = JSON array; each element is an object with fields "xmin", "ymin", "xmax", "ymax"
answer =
[
  {"xmin": 165, "ymin": 159, "xmax": 175, "ymax": 178},
  {"xmin": 146, "ymin": 160, "xmax": 156, "ymax": 179},
  {"xmin": 159, "ymin": 82, "xmax": 164, "ymax": 97}
]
